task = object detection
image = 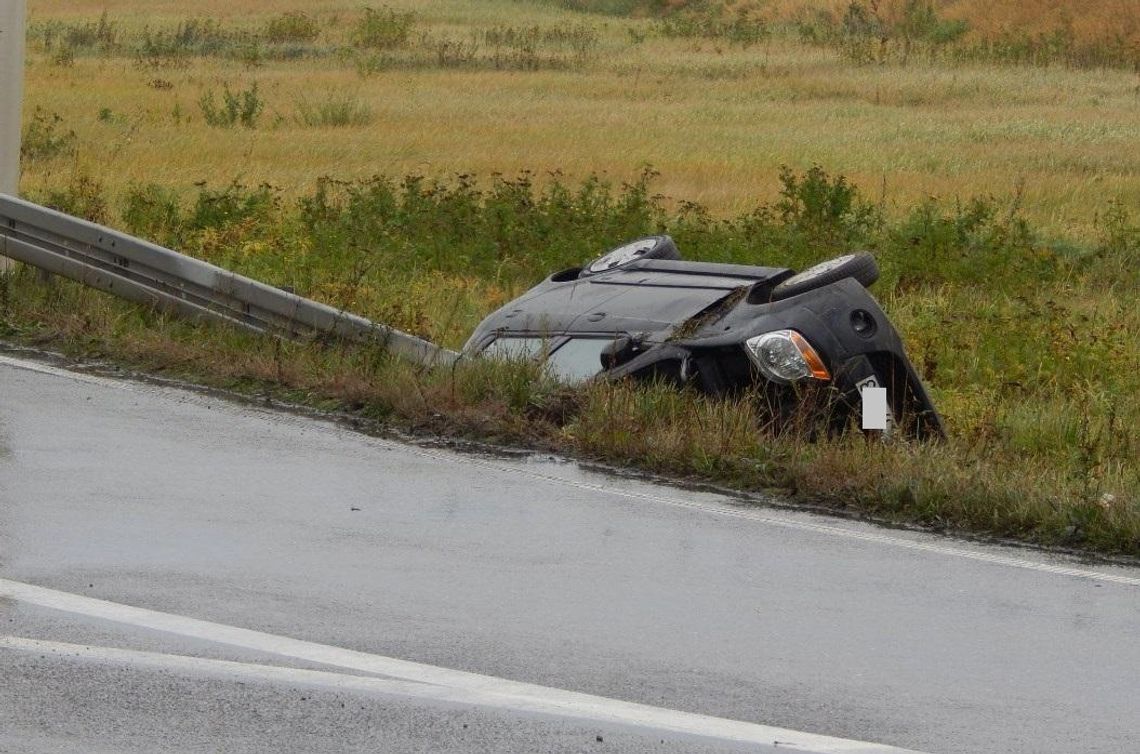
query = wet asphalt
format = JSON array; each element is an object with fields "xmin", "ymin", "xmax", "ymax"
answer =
[{"xmin": 0, "ymin": 353, "xmax": 1138, "ymax": 753}]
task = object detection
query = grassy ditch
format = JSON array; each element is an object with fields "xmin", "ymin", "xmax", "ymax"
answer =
[{"xmin": 2, "ymin": 167, "xmax": 1137, "ymax": 556}]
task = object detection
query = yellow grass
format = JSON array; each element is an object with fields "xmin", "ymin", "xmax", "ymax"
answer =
[{"xmin": 21, "ymin": 0, "xmax": 1140, "ymax": 239}]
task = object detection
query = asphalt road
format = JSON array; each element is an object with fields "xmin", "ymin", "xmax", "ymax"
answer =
[{"xmin": 1, "ymin": 352, "xmax": 1138, "ymax": 753}]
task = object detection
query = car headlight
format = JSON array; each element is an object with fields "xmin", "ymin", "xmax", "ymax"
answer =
[{"xmin": 744, "ymin": 330, "xmax": 831, "ymax": 384}]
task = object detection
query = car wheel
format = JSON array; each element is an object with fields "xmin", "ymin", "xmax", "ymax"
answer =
[
  {"xmin": 581, "ymin": 235, "xmax": 680, "ymax": 276},
  {"xmin": 769, "ymin": 252, "xmax": 879, "ymax": 300}
]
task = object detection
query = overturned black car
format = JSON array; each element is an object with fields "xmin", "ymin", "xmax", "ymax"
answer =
[{"xmin": 464, "ymin": 236, "xmax": 943, "ymax": 441}]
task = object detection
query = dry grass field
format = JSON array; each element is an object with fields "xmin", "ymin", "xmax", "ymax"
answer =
[{"xmin": 21, "ymin": 0, "xmax": 1140, "ymax": 238}]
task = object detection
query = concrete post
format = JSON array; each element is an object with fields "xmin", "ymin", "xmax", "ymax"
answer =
[{"xmin": 1, "ymin": 0, "xmax": 27, "ymax": 272}]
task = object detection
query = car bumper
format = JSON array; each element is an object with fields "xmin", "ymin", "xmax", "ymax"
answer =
[{"xmin": 613, "ymin": 278, "xmax": 945, "ymax": 440}]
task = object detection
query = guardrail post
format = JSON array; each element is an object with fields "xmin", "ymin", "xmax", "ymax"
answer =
[{"xmin": 0, "ymin": 0, "xmax": 27, "ymax": 273}]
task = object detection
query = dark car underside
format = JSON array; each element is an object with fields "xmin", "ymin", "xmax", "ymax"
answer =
[{"xmin": 464, "ymin": 239, "xmax": 944, "ymax": 441}]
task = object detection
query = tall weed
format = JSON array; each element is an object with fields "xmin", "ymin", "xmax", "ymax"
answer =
[
  {"xmin": 296, "ymin": 95, "xmax": 374, "ymax": 127},
  {"xmin": 21, "ymin": 108, "xmax": 77, "ymax": 162},
  {"xmin": 264, "ymin": 12, "xmax": 321, "ymax": 45},
  {"xmin": 199, "ymin": 83, "xmax": 265, "ymax": 128},
  {"xmin": 354, "ymin": 6, "xmax": 416, "ymax": 50}
]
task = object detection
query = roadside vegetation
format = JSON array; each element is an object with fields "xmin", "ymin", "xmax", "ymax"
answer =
[
  {"xmin": 6, "ymin": 0, "xmax": 1138, "ymax": 556},
  {"xmin": 3, "ymin": 166, "xmax": 1137, "ymax": 555}
]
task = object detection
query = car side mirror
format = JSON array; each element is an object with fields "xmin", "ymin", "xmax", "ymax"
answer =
[{"xmin": 600, "ymin": 336, "xmax": 639, "ymax": 370}]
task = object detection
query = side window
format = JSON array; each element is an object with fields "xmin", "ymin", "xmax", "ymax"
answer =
[
  {"xmin": 544, "ymin": 338, "xmax": 615, "ymax": 383},
  {"xmin": 480, "ymin": 336, "xmax": 616, "ymax": 384},
  {"xmin": 479, "ymin": 337, "xmax": 552, "ymax": 362}
]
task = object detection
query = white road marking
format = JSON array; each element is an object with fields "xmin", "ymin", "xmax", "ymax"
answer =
[
  {"xmin": 2, "ymin": 353, "xmax": 1137, "ymax": 588},
  {"xmin": 0, "ymin": 353, "xmax": 138, "ymax": 390},
  {"xmin": 0, "ymin": 593, "xmax": 919, "ymax": 754}
]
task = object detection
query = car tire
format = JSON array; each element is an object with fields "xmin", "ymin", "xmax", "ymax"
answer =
[
  {"xmin": 581, "ymin": 235, "xmax": 680, "ymax": 276},
  {"xmin": 770, "ymin": 252, "xmax": 879, "ymax": 300}
]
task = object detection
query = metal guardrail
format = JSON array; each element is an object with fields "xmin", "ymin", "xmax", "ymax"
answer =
[{"xmin": 0, "ymin": 194, "xmax": 459, "ymax": 368}]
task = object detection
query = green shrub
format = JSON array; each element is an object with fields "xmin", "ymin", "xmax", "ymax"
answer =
[
  {"xmin": 884, "ymin": 196, "xmax": 1039, "ymax": 288},
  {"xmin": 21, "ymin": 108, "xmax": 77, "ymax": 162},
  {"xmin": 475, "ymin": 24, "xmax": 601, "ymax": 68},
  {"xmin": 657, "ymin": 9, "xmax": 769, "ymax": 47},
  {"xmin": 122, "ymin": 184, "xmax": 183, "ymax": 246},
  {"xmin": 199, "ymin": 83, "xmax": 264, "ymax": 128},
  {"xmin": 264, "ymin": 12, "xmax": 321, "ymax": 44},
  {"xmin": 29, "ymin": 12, "xmax": 120, "ymax": 55},
  {"xmin": 354, "ymin": 6, "xmax": 415, "ymax": 50},
  {"xmin": 188, "ymin": 181, "xmax": 279, "ymax": 232},
  {"xmin": 296, "ymin": 95, "xmax": 374, "ymax": 127},
  {"xmin": 296, "ymin": 169, "xmax": 662, "ymax": 282},
  {"xmin": 774, "ymin": 165, "xmax": 878, "ymax": 245},
  {"xmin": 135, "ymin": 18, "xmax": 238, "ymax": 68},
  {"xmin": 41, "ymin": 175, "xmax": 109, "ymax": 224}
]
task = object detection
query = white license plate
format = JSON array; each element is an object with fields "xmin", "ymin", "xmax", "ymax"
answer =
[{"xmin": 856, "ymin": 375, "xmax": 894, "ymax": 434}]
